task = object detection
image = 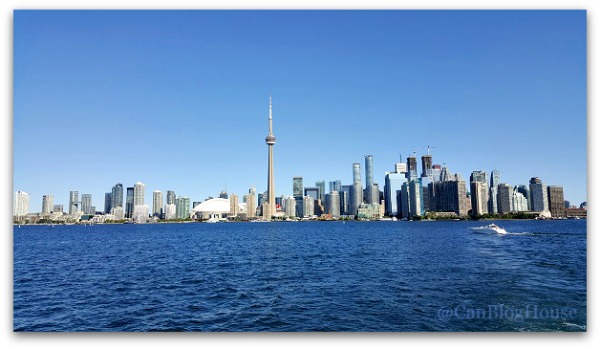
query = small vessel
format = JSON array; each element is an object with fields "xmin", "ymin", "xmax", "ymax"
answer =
[
  {"xmin": 471, "ymin": 223, "xmax": 508, "ymax": 235},
  {"xmin": 206, "ymin": 217, "xmax": 219, "ymax": 223}
]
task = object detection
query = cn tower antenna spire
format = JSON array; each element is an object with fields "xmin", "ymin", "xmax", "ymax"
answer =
[{"xmin": 268, "ymin": 95, "xmax": 273, "ymax": 135}]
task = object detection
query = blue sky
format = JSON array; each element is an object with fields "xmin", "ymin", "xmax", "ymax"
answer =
[{"xmin": 13, "ymin": 10, "xmax": 587, "ymax": 212}]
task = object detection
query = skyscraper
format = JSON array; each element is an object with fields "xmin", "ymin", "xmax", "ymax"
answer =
[
  {"xmin": 42, "ymin": 194, "xmax": 53, "ymax": 215},
  {"xmin": 340, "ymin": 185, "xmax": 352, "ymax": 215},
  {"xmin": 284, "ymin": 196, "xmax": 296, "ymax": 218},
  {"xmin": 81, "ymin": 194, "xmax": 93, "ymax": 215},
  {"xmin": 166, "ymin": 190, "xmax": 176, "ymax": 205},
  {"xmin": 13, "ymin": 191, "xmax": 30, "ymax": 217},
  {"xmin": 219, "ymin": 190, "xmax": 228, "ymax": 199},
  {"xmin": 547, "ymin": 186, "xmax": 565, "ymax": 217},
  {"xmin": 125, "ymin": 187, "xmax": 134, "ymax": 218},
  {"xmin": 315, "ymin": 180, "xmax": 326, "ymax": 203},
  {"xmin": 134, "ymin": 182, "xmax": 145, "ymax": 206},
  {"xmin": 497, "ymin": 183, "xmax": 512, "ymax": 215},
  {"xmin": 329, "ymin": 180, "xmax": 342, "ymax": 193},
  {"xmin": 489, "ymin": 169, "xmax": 501, "ymax": 214},
  {"xmin": 304, "ymin": 187, "xmax": 320, "ymax": 202},
  {"xmin": 470, "ymin": 171, "xmax": 489, "ymax": 216},
  {"xmin": 529, "ymin": 177, "xmax": 548, "ymax": 212},
  {"xmin": 293, "ymin": 177, "xmax": 304, "ymax": 197},
  {"xmin": 421, "ymin": 151, "xmax": 432, "ymax": 178},
  {"xmin": 153, "ymin": 190, "xmax": 163, "ymax": 217},
  {"xmin": 265, "ymin": 96, "xmax": 276, "ymax": 220},
  {"xmin": 230, "ymin": 193, "xmax": 239, "ymax": 217},
  {"xmin": 406, "ymin": 155, "xmax": 418, "ymax": 180},
  {"xmin": 351, "ymin": 162, "xmax": 362, "ymax": 215},
  {"xmin": 111, "ymin": 183, "xmax": 123, "ymax": 210},
  {"xmin": 69, "ymin": 191, "xmax": 79, "ymax": 215},
  {"xmin": 245, "ymin": 189, "xmax": 257, "ymax": 218},
  {"xmin": 175, "ymin": 197, "xmax": 190, "ymax": 219},
  {"xmin": 384, "ymin": 165, "xmax": 406, "ymax": 217},
  {"xmin": 325, "ymin": 191, "xmax": 341, "ymax": 218},
  {"xmin": 365, "ymin": 155, "xmax": 374, "ymax": 186},
  {"xmin": 104, "ymin": 192, "xmax": 112, "ymax": 214}
]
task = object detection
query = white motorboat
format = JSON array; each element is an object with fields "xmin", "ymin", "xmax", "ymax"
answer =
[
  {"xmin": 470, "ymin": 223, "xmax": 508, "ymax": 235},
  {"xmin": 205, "ymin": 217, "xmax": 219, "ymax": 223}
]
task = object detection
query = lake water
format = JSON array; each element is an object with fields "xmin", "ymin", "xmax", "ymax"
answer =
[{"xmin": 13, "ymin": 220, "xmax": 587, "ymax": 332}]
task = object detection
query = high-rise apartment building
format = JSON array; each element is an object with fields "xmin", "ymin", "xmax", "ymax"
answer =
[
  {"xmin": 547, "ymin": 186, "xmax": 565, "ymax": 217},
  {"xmin": 69, "ymin": 191, "xmax": 79, "ymax": 215},
  {"xmin": 134, "ymin": 182, "xmax": 145, "ymax": 206},
  {"xmin": 529, "ymin": 177, "xmax": 548, "ymax": 212},
  {"xmin": 42, "ymin": 194, "xmax": 53, "ymax": 214},
  {"xmin": 111, "ymin": 183, "xmax": 123, "ymax": 210},
  {"xmin": 81, "ymin": 194, "xmax": 93, "ymax": 215},
  {"xmin": 228, "ymin": 193, "xmax": 238, "ymax": 217},
  {"xmin": 13, "ymin": 191, "xmax": 30, "ymax": 217},
  {"xmin": 325, "ymin": 191, "xmax": 341, "ymax": 218},
  {"xmin": 497, "ymin": 183, "xmax": 512, "ymax": 214},
  {"xmin": 104, "ymin": 192, "xmax": 112, "ymax": 214},
  {"xmin": 153, "ymin": 190, "xmax": 163, "ymax": 217},
  {"xmin": 175, "ymin": 197, "xmax": 190, "ymax": 219},
  {"xmin": 166, "ymin": 190, "xmax": 176, "ymax": 205},
  {"xmin": 351, "ymin": 163, "xmax": 362, "ymax": 215},
  {"xmin": 125, "ymin": 187, "xmax": 134, "ymax": 218}
]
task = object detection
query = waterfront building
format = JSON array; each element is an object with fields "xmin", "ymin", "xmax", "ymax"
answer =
[
  {"xmin": 52, "ymin": 204, "xmax": 63, "ymax": 214},
  {"xmin": 245, "ymin": 191, "xmax": 257, "ymax": 218},
  {"xmin": 111, "ymin": 183, "xmax": 123, "ymax": 210},
  {"xmin": 488, "ymin": 169, "xmax": 501, "ymax": 214},
  {"xmin": 230, "ymin": 193, "xmax": 239, "ymax": 217},
  {"xmin": 512, "ymin": 187, "xmax": 529, "ymax": 212},
  {"xmin": 111, "ymin": 206, "xmax": 124, "ymax": 220},
  {"xmin": 351, "ymin": 163, "xmax": 363, "ymax": 215},
  {"xmin": 547, "ymin": 186, "xmax": 566, "ymax": 217},
  {"xmin": 125, "ymin": 187, "xmax": 134, "ymax": 218},
  {"xmin": 428, "ymin": 176, "xmax": 469, "ymax": 217},
  {"xmin": 497, "ymin": 183, "xmax": 512, "ymax": 214},
  {"xmin": 42, "ymin": 194, "xmax": 53, "ymax": 215},
  {"xmin": 104, "ymin": 193, "xmax": 112, "ymax": 214},
  {"xmin": 408, "ymin": 180, "xmax": 422, "ymax": 217},
  {"xmin": 325, "ymin": 191, "xmax": 341, "ymax": 218},
  {"xmin": 69, "ymin": 191, "xmax": 79, "ymax": 215},
  {"xmin": 265, "ymin": 96, "xmax": 277, "ymax": 220},
  {"xmin": 13, "ymin": 191, "xmax": 30, "ymax": 218},
  {"xmin": 285, "ymin": 196, "xmax": 296, "ymax": 218},
  {"xmin": 470, "ymin": 182, "xmax": 489, "ymax": 216},
  {"xmin": 529, "ymin": 177, "xmax": 548, "ymax": 212},
  {"xmin": 166, "ymin": 190, "xmax": 176, "ymax": 205},
  {"xmin": 357, "ymin": 203, "xmax": 381, "ymax": 219},
  {"xmin": 293, "ymin": 177, "xmax": 304, "ymax": 197},
  {"xmin": 133, "ymin": 204, "xmax": 149, "ymax": 224},
  {"xmin": 303, "ymin": 196, "xmax": 315, "ymax": 217},
  {"xmin": 384, "ymin": 169, "xmax": 406, "ymax": 217},
  {"xmin": 175, "ymin": 197, "xmax": 190, "ymax": 219},
  {"xmin": 134, "ymin": 182, "xmax": 145, "ymax": 206},
  {"xmin": 152, "ymin": 190, "xmax": 163, "ymax": 217},
  {"xmin": 164, "ymin": 204, "xmax": 176, "ymax": 220},
  {"xmin": 516, "ymin": 185, "xmax": 530, "ymax": 210},
  {"xmin": 81, "ymin": 194, "xmax": 93, "ymax": 215},
  {"xmin": 340, "ymin": 185, "xmax": 351, "ymax": 215},
  {"xmin": 364, "ymin": 155, "xmax": 374, "ymax": 204},
  {"xmin": 294, "ymin": 196, "xmax": 304, "ymax": 218}
]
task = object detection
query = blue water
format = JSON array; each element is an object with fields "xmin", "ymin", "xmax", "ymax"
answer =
[{"xmin": 13, "ymin": 220, "xmax": 586, "ymax": 332}]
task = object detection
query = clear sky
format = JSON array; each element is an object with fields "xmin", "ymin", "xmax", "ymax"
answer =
[{"xmin": 13, "ymin": 10, "xmax": 587, "ymax": 212}]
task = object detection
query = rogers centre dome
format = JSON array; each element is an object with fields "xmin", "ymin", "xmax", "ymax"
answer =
[{"xmin": 192, "ymin": 198, "xmax": 247, "ymax": 219}]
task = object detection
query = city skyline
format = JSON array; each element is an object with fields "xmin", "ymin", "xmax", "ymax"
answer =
[{"xmin": 14, "ymin": 10, "xmax": 587, "ymax": 212}]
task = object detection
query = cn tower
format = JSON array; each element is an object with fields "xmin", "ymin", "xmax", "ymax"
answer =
[{"xmin": 265, "ymin": 96, "xmax": 276, "ymax": 220}]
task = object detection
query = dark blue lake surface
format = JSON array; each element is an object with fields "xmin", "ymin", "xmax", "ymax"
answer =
[{"xmin": 13, "ymin": 220, "xmax": 586, "ymax": 332}]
